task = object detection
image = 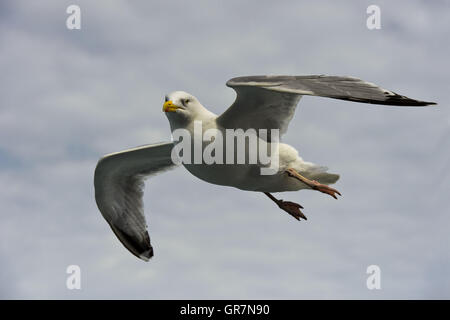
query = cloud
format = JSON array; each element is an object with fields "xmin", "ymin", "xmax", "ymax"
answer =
[{"xmin": 0, "ymin": 0, "xmax": 449, "ymax": 299}]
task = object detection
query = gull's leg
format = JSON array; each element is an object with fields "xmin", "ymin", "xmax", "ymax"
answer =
[
  {"xmin": 286, "ymin": 168, "xmax": 342, "ymax": 199},
  {"xmin": 264, "ymin": 192, "xmax": 307, "ymax": 221}
]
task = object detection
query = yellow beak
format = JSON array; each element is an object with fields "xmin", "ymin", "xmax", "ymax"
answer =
[{"xmin": 163, "ymin": 100, "xmax": 179, "ymax": 112}]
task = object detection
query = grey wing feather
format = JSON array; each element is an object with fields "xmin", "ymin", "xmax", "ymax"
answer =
[
  {"xmin": 217, "ymin": 75, "xmax": 436, "ymax": 140},
  {"xmin": 94, "ymin": 142, "xmax": 177, "ymax": 261},
  {"xmin": 217, "ymin": 84, "xmax": 301, "ymax": 139},
  {"xmin": 226, "ymin": 75, "xmax": 436, "ymax": 106}
]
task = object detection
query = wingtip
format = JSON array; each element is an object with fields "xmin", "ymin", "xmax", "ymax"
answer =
[
  {"xmin": 377, "ymin": 95, "xmax": 437, "ymax": 107},
  {"xmin": 413, "ymin": 100, "xmax": 437, "ymax": 106},
  {"xmin": 108, "ymin": 224, "xmax": 154, "ymax": 262},
  {"xmin": 139, "ymin": 247, "xmax": 154, "ymax": 262}
]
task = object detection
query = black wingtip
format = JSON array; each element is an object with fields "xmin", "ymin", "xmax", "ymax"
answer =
[
  {"xmin": 109, "ymin": 224, "xmax": 154, "ymax": 261},
  {"xmin": 382, "ymin": 92, "xmax": 437, "ymax": 106},
  {"xmin": 343, "ymin": 94, "xmax": 437, "ymax": 107},
  {"xmin": 139, "ymin": 247, "xmax": 154, "ymax": 262}
]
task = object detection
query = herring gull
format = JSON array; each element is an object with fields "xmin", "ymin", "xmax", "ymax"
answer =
[{"xmin": 94, "ymin": 75, "xmax": 436, "ymax": 261}]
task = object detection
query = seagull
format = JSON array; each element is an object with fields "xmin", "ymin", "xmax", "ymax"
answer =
[{"xmin": 94, "ymin": 75, "xmax": 436, "ymax": 261}]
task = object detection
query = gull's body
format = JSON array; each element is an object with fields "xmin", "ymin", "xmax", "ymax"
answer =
[
  {"xmin": 94, "ymin": 75, "xmax": 436, "ymax": 261},
  {"xmin": 167, "ymin": 104, "xmax": 335, "ymax": 193}
]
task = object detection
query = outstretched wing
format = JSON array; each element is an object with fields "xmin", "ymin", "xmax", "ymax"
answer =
[
  {"xmin": 217, "ymin": 75, "xmax": 436, "ymax": 140},
  {"xmin": 94, "ymin": 142, "xmax": 177, "ymax": 261}
]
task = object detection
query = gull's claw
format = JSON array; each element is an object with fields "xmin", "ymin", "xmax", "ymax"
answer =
[
  {"xmin": 285, "ymin": 168, "xmax": 342, "ymax": 200},
  {"xmin": 310, "ymin": 181, "xmax": 342, "ymax": 200},
  {"xmin": 277, "ymin": 199, "xmax": 307, "ymax": 221}
]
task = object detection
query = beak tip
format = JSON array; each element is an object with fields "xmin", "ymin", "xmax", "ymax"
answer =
[{"xmin": 163, "ymin": 100, "xmax": 177, "ymax": 112}]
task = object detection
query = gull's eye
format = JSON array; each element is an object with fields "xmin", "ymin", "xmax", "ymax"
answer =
[
  {"xmin": 164, "ymin": 95, "xmax": 169, "ymax": 102},
  {"xmin": 183, "ymin": 99, "xmax": 190, "ymax": 105}
]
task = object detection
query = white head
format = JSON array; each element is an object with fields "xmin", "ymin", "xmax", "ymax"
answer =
[{"xmin": 162, "ymin": 91, "xmax": 214, "ymax": 128}]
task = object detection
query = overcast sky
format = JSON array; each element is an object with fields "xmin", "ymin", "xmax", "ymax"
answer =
[{"xmin": 0, "ymin": 0, "xmax": 449, "ymax": 299}]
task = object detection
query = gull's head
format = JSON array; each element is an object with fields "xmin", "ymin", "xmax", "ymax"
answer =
[
  {"xmin": 162, "ymin": 91, "xmax": 205, "ymax": 122},
  {"xmin": 162, "ymin": 91, "xmax": 217, "ymax": 131}
]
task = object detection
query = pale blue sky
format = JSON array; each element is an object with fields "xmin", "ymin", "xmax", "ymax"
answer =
[{"xmin": 0, "ymin": 0, "xmax": 449, "ymax": 299}]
